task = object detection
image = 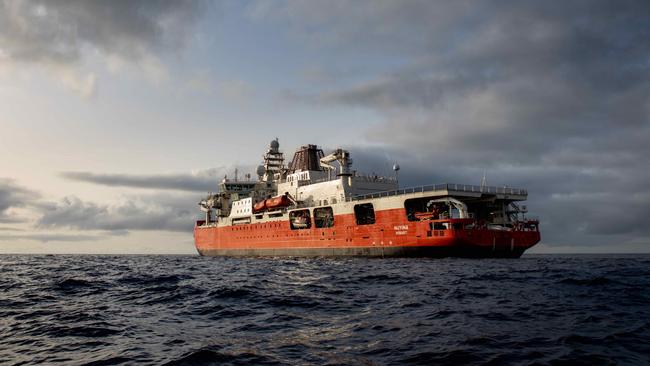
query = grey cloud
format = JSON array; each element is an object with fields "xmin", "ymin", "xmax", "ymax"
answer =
[
  {"xmin": 270, "ymin": 1, "xmax": 650, "ymax": 134},
  {"xmin": 2, "ymin": 176, "xmax": 203, "ymax": 238},
  {"xmin": 0, "ymin": 233, "xmax": 102, "ymax": 243},
  {"xmin": 0, "ymin": 0, "xmax": 205, "ymax": 66},
  {"xmin": 0, "ymin": 179, "xmax": 39, "ymax": 223},
  {"xmin": 317, "ymin": 74, "xmax": 480, "ymax": 110},
  {"xmin": 280, "ymin": 1, "xmax": 650, "ymax": 157},
  {"xmin": 37, "ymin": 193, "xmax": 201, "ymax": 233},
  {"xmin": 60, "ymin": 169, "xmax": 233, "ymax": 192},
  {"xmin": 248, "ymin": 0, "xmax": 473, "ymax": 55},
  {"xmin": 50, "ymin": 168, "xmax": 256, "ymax": 234},
  {"xmin": 0, "ymin": 227, "xmax": 24, "ymax": 231}
]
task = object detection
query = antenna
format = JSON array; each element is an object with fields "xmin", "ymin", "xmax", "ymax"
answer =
[
  {"xmin": 480, "ymin": 170, "xmax": 487, "ymax": 191},
  {"xmin": 393, "ymin": 163, "xmax": 400, "ymax": 184}
]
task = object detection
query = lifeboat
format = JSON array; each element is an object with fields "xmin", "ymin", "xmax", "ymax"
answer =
[
  {"xmin": 253, "ymin": 200, "xmax": 267, "ymax": 213},
  {"xmin": 266, "ymin": 194, "xmax": 291, "ymax": 210},
  {"xmin": 253, "ymin": 194, "xmax": 291, "ymax": 213}
]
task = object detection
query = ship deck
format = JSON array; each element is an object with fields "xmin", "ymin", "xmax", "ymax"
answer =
[{"xmin": 348, "ymin": 183, "xmax": 528, "ymax": 202}]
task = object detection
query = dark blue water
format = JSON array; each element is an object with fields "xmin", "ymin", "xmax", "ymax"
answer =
[{"xmin": 1, "ymin": 255, "xmax": 649, "ymax": 365}]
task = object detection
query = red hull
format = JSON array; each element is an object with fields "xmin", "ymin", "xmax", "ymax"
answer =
[{"xmin": 194, "ymin": 208, "xmax": 540, "ymax": 258}]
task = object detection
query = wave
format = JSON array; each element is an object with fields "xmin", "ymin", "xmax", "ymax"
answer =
[
  {"xmin": 163, "ymin": 349, "xmax": 281, "ymax": 366},
  {"xmin": 1, "ymin": 254, "xmax": 649, "ymax": 365},
  {"xmin": 557, "ymin": 276, "xmax": 614, "ymax": 286}
]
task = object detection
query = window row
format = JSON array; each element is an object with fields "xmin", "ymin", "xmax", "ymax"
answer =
[
  {"xmin": 289, "ymin": 204, "xmax": 376, "ymax": 230},
  {"xmin": 289, "ymin": 207, "xmax": 333, "ymax": 230}
]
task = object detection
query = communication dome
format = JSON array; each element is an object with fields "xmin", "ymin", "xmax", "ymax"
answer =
[
  {"xmin": 256, "ymin": 165, "xmax": 265, "ymax": 177},
  {"xmin": 270, "ymin": 138, "xmax": 280, "ymax": 150}
]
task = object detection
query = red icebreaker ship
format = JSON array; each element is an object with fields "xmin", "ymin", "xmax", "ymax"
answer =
[{"xmin": 194, "ymin": 139, "xmax": 540, "ymax": 257}]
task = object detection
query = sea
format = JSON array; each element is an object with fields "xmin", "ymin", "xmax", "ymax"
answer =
[{"xmin": 1, "ymin": 254, "xmax": 649, "ymax": 365}]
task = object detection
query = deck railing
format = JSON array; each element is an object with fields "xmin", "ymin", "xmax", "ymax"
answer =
[
  {"xmin": 310, "ymin": 173, "xmax": 397, "ymax": 185},
  {"xmin": 346, "ymin": 183, "xmax": 527, "ymax": 201}
]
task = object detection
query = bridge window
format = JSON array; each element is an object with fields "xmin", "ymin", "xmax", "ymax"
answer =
[
  {"xmin": 314, "ymin": 207, "xmax": 334, "ymax": 228},
  {"xmin": 354, "ymin": 203, "xmax": 375, "ymax": 225},
  {"xmin": 289, "ymin": 209, "xmax": 311, "ymax": 230}
]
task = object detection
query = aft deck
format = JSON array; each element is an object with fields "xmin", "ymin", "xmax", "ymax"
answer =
[{"xmin": 348, "ymin": 183, "xmax": 528, "ymax": 202}]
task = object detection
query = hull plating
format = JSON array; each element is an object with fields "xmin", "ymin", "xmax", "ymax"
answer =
[
  {"xmin": 194, "ymin": 208, "xmax": 540, "ymax": 258},
  {"xmin": 196, "ymin": 246, "xmax": 527, "ymax": 258}
]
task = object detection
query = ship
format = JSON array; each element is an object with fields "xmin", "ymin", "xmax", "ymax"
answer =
[{"xmin": 194, "ymin": 139, "xmax": 540, "ymax": 258}]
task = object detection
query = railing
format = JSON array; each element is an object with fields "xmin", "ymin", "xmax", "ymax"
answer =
[
  {"xmin": 310, "ymin": 173, "xmax": 397, "ymax": 185},
  {"xmin": 353, "ymin": 174, "xmax": 398, "ymax": 183},
  {"xmin": 346, "ymin": 183, "xmax": 527, "ymax": 201}
]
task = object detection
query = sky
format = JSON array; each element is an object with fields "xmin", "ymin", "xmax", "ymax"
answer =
[{"xmin": 1, "ymin": 0, "xmax": 649, "ymax": 254}]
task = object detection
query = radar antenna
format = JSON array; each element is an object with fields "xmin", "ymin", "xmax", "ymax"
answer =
[
  {"xmin": 393, "ymin": 163, "xmax": 400, "ymax": 185},
  {"xmin": 261, "ymin": 138, "xmax": 285, "ymax": 182}
]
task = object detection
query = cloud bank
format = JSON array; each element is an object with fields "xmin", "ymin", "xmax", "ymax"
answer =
[
  {"xmin": 0, "ymin": 233, "xmax": 101, "ymax": 243},
  {"xmin": 0, "ymin": 179, "xmax": 38, "ymax": 223},
  {"xmin": 38, "ymin": 194, "xmax": 198, "ymax": 233},
  {"xmin": 0, "ymin": 0, "xmax": 206, "ymax": 95},
  {"xmin": 60, "ymin": 169, "xmax": 228, "ymax": 193},
  {"xmin": 0, "ymin": 0, "xmax": 204, "ymax": 66},
  {"xmin": 1, "ymin": 178, "xmax": 201, "ymax": 238}
]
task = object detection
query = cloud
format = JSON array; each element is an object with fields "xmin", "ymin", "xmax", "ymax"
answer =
[
  {"xmin": 0, "ymin": 227, "xmax": 24, "ymax": 231},
  {"xmin": 0, "ymin": 0, "xmax": 205, "ymax": 66},
  {"xmin": 37, "ymin": 193, "xmax": 200, "ymax": 233},
  {"xmin": 247, "ymin": 0, "xmax": 472, "ymax": 54},
  {"xmin": 0, "ymin": 0, "xmax": 206, "ymax": 95},
  {"xmin": 1, "ymin": 177, "xmax": 203, "ymax": 238},
  {"xmin": 0, "ymin": 178, "xmax": 39, "ymax": 223},
  {"xmin": 51, "ymin": 168, "xmax": 261, "ymax": 234},
  {"xmin": 0, "ymin": 233, "xmax": 102, "ymax": 243},
  {"xmin": 60, "ymin": 169, "xmax": 230, "ymax": 192}
]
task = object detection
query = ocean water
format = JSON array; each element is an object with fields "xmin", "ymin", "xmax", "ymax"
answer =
[{"xmin": 1, "ymin": 255, "xmax": 649, "ymax": 365}]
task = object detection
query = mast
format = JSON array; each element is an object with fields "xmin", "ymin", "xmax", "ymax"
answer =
[{"xmin": 261, "ymin": 138, "xmax": 285, "ymax": 182}]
